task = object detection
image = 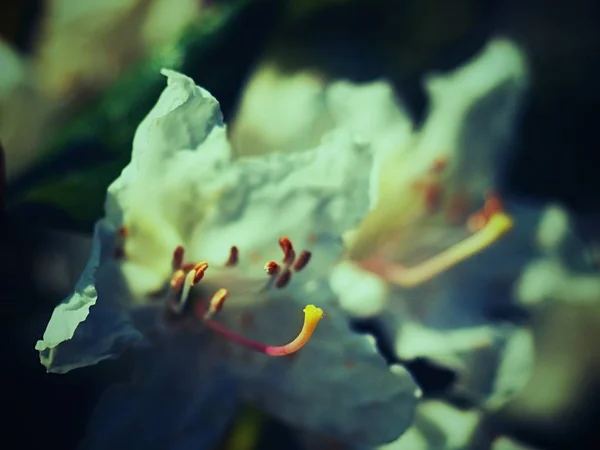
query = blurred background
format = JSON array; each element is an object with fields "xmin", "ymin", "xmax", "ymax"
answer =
[{"xmin": 1, "ymin": 0, "xmax": 599, "ymax": 449}]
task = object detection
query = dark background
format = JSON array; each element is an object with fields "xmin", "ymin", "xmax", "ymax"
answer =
[{"xmin": 1, "ymin": 0, "xmax": 599, "ymax": 449}]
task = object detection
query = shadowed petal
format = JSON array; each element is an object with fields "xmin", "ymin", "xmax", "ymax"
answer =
[{"xmin": 79, "ymin": 333, "xmax": 239, "ymax": 450}]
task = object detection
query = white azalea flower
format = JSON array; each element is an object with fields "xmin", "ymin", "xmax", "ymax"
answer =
[{"xmin": 36, "ymin": 69, "xmax": 419, "ymax": 448}]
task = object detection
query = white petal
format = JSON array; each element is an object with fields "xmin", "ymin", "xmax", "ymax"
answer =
[
  {"xmin": 330, "ymin": 260, "xmax": 389, "ymax": 318},
  {"xmin": 217, "ymin": 288, "xmax": 419, "ymax": 446},
  {"xmin": 79, "ymin": 334, "xmax": 239, "ymax": 450},
  {"xmin": 132, "ymin": 69, "xmax": 224, "ymax": 171},
  {"xmin": 190, "ymin": 130, "xmax": 375, "ymax": 273},
  {"xmin": 35, "ymin": 224, "xmax": 143, "ymax": 373}
]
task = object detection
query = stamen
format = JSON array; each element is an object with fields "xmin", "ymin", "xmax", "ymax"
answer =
[
  {"xmin": 172, "ymin": 246, "xmax": 185, "ymax": 270},
  {"xmin": 383, "ymin": 211, "xmax": 513, "ymax": 287},
  {"xmin": 262, "ymin": 260, "xmax": 282, "ymax": 291},
  {"xmin": 225, "ymin": 246, "xmax": 239, "ymax": 267},
  {"xmin": 205, "ymin": 288, "xmax": 228, "ymax": 318},
  {"xmin": 279, "ymin": 237, "xmax": 296, "ymax": 265},
  {"xmin": 266, "ymin": 237, "xmax": 312, "ymax": 289},
  {"xmin": 264, "ymin": 261, "xmax": 281, "ymax": 275},
  {"xmin": 275, "ymin": 269, "xmax": 292, "ymax": 289},
  {"xmin": 292, "ymin": 250, "xmax": 312, "ymax": 272},
  {"xmin": 193, "ymin": 262, "xmax": 209, "ymax": 284},
  {"xmin": 169, "ymin": 269, "xmax": 186, "ymax": 293},
  {"xmin": 170, "ymin": 260, "xmax": 209, "ymax": 313},
  {"xmin": 177, "ymin": 270, "xmax": 197, "ymax": 313},
  {"xmin": 202, "ymin": 304, "xmax": 324, "ymax": 356}
]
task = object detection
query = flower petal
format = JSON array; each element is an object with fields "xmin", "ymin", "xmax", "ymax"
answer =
[
  {"xmin": 131, "ymin": 69, "xmax": 224, "ymax": 170},
  {"xmin": 216, "ymin": 282, "xmax": 419, "ymax": 446},
  {"xmin": 78, "ymin": 334, "xmax": 239, "ymax": 450},
  {"xmin": 191, "ymin": 130, "xmax": 375, "ymax": 272},
  {"xmin": 35, "ymin": 223, "xmax": 143, "ymax": 373}
]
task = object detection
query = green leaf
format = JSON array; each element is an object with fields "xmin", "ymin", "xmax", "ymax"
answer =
[{"xmin": 16, "ymin": 160, "xmax": 125, "ymax": 231}]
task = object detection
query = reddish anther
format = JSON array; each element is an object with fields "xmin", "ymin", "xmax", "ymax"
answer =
[
  {"xmin": 225, "ymin": 246, "xmax": 239, "ymax": 267},
  {"xmin": 292, "ymin": 250, "xmax": 312, "ymax": 272},
  {"xmin": 279, "ymin": 237, "xmax": 296, "ymax": 265},
  {"xmin": 193, "ymin": 262, "xmax": 209, "ymax": 283},
  {"xmin": 279, "ymin": 237, "xmax": 293, "ymax": 254},
  {"xmin": 207, "ymin": 288, "xmax": 228, "ymax": 316},
  {"xmin": 172, "ymin": 245, "xmax": 185, "ymax": 270},
  {"xmin": 264, "ymin": 260, "xmax": 281, "ymax": 276},
  {"xmin": 275, "ymin": 269, "xmax": 292, "ymax": 289},
  {"xmin": 170, "ymin": 269, "xmax": 186, "ymax": 293}
]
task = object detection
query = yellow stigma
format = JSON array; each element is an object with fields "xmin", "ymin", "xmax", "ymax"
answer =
[
  {"xmin": 264, "ymin": 304, "xmax": 324, "ymax": 356},
  {"xmin": 303, "ymin": 304, "xmax": 324, "ymax": 325}
]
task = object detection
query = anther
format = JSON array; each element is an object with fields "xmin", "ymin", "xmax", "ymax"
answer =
[
  {"xmin": 171, "ymin": 261, "xmax": 209, "ymax": 313},
  {"xmin": 205, "ymin": 288, "xmax": 228, "ymax": 318},
  {"xmin": 275, "ymin": 268, "xmax": 292, "ymax": 289},
  {"xmin": 170, "ymin": 269, "xmax": 186, "ymax": 293},
  {"xmin": 172, "ymin": 245, "xmax": 185, "ymax": 270},
  {"xmin": 264, "ymin": 260, "xmax": 281, "ymax": 276},
  {"xmin": 279, "ymin": 237, "xmax": 296, "ymax": 265},
  {"xmin": 225, "ymin": 246, "xmax": 239, "ymax": 267},
  {"xmin": 193, "ymin": 262, "xmax": 209, "ymax": 284},
  {"xmin": 292, "ymin": 250, "xmax": 312, "ymax": 272}
]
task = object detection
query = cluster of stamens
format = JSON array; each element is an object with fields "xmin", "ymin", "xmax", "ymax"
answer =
[
  {"xmin": 362, "ymin": 192, "xmax": 514, "ymax": 287},
  {"xmin": 155, "ymin": 236, "xmax": 323, "ymax": 356},
  {"xmin": 261, "ymin": 237, "xmax": 312, "ymax": 290}
]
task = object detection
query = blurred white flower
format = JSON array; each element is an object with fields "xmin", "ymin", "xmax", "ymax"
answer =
[
  {"xmin": 515, "ymin": 204, "xmax": 600, "ymax": 306},
  {"xmin": 378, "ymin": 401, "xmax": 482, "ymax": 450}
]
